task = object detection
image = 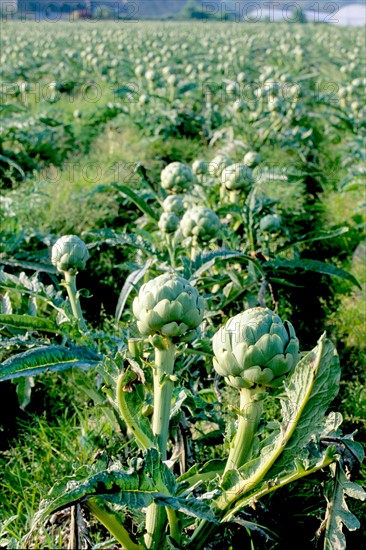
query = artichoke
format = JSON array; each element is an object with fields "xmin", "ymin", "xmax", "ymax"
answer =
[
  {"xmin": 260, "ymin": 214, "xmax": 282, "ymax": 233},
  {"xmin": 161, "ymin": 162, "xmax": 194, "ymax": 194},
  {"xmin": 158, "ymin": 212, "xmax": 179, "ymax": 234},
  {"xmin": 51, "ymin": 235, "xmax": 89, "ymax": 274},
  {"xmin": 209, "ymin": 154, "xmax": 233, "ymax": 177},
  {"xmin": 162, "ymin": 195, "xmax": 185, "ymax": 217},
  {"xmin": 243, "ymin": 151, "xmax": 261, "ymax": 168},
  {"xmin": 192, "ymin": 159, "xmax": 208, "ymax": 176},
  {"xmin": 133, "ymin": 273, "xmax": 204, "ymax": 339},
  {"xmin": 212, "ymin": 308, "xmax": 300, "ymax": 389},
  {"xmin": 221, "ymin": 163, "xmax": 254, "ymax": 191},
  {"xmin": 180, "ymin": 206, "xmax": 221, "ymax": 243}
]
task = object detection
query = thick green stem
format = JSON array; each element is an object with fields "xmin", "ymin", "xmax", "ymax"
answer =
[
  {"xmin": 224, "ymin": 387, "xmax": 265, "ymax": 474},
  {"xmin": 188, "ymin": 388, "xmax": 264, "ymax": 549},
  {"xmin": 85, "ymin": 498, "xmax": 142, "ymax": 550},
  {"xmin": 63, "ymin": 271, "xmax": 87, "ymax": 331},
  {"xmin": 145, "ymin": 340, "xmax": 176, "ymax": 549},
  {"xmin": 152, "ymin": 342, "xmax": 176, "ymax": 460}
]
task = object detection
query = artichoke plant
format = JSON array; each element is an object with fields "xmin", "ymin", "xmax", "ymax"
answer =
[
  {"xmin": 51, "ymin": 234, "xmax": 89, "ymax": 275},
  {"xmin": 213, "ymin": 307, "xmax": 300, "ymax": 389},
  {"xmin": 51, "ymin": 235, "xmax": 89, "ymax": 331},
  {"xmin": 160, "ymin": 162, "xmax": 194, "ymax": 194},
  {"xmin": 180, "ymin": 206, "xmax": 221, "ymax": 244},
  {"xmin": 133, "ymin": 273, "xmax": 204, "ymax": 340},
  {"xmin": 213, "ymin": 307, "xmax": 300, "ymax": 473}
]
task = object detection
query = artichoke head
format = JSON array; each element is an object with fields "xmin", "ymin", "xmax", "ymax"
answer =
[
  {"xmin": 260, "ymin": 214, "xmax": 282, "ymax": 233},
  {"xmin": 180, "ymin": 206, "xmax": 221, "ymax": 243},
  {"xmin": 213, "ymin": 307, "xmax": 300, "ymax": 390},
  {"xmin": 133, "ymin": 273, "xmax": 204, "ymax": 340},
  {"xmin": 161, "ymin": 162, "xmax": 194, "ymax": 194},
  {"xmin": 162, "ymin": 195, "xmax": 185, "ymax": 217},
  {"xmin": 158, "ymin": 212, "xmax": 180, "ymax": 234},
  {"xmin": 51, "ymin": 235, "xmax": 89, "ymax": 274},
  {"xmin": 221, "ymin": 163, "xmax": 254, "ymax": 191}
]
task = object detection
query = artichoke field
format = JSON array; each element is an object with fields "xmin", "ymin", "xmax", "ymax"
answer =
[{"xmin": 0, "ymin": 17, "xmax": 365, "ymax": 550}]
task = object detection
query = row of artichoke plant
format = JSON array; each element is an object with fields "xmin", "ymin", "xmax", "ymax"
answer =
[{"xmin": 6, "ymin": 234, "xmax": 360, "ymax": 550}]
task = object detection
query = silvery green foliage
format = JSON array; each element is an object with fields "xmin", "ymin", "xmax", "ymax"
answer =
[
  {"xmin": 160, "ymin": 162, "xmax": 194, "ymax": 194},
  {"xmin": 221, "ymin": 163, "xmax": 254, "ymax": 191},
  {"xmin": 162, "ymin": 195, "xmax": 185, "ymax": 217},
  {"xmin": 158, "ymin": 212, "xmax": 180, "ymax": 234},
  {"xmin": 51, "ymin": 235, "xmax": 89, "ymax": 274},
  {"xmin": 212, "ymin": 307, "xmax": 300, "ymax": 389},
  {"xmin": 260, "ymin": 214, "xmax": 282, "ymax": 233},
  {"xmin": 243, "ymin": 151, "xmax": 261, "ymax": 168},
  {"xmin": 132, "ymin": 273, "xmax": 204, "ymax": 339},
  {"xmin": 180, "ymin": 206, "xmax": 221, "ymax": 243},
  {"xmin": 209, "ymin": 154, "xmax": 233, "ymax": 177}
]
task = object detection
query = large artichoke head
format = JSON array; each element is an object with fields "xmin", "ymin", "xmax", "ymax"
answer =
[
  {"xmin": 133, "ymin": 273, "xmax": 204, "ymax": 340},
  {"xmin": 51, "ymin": 235, "xmax": 89, "ymax": 275},
  {"xmin": 180, "ymin": 206, "xmax": 221, "ymax": 243},
  {"xmin": 212, "ymin": 308, "xmax": 300, "ymax": 390},
  {"xmin": 161, "ymin": 162, "xmax": 194, "ymax": 194}
]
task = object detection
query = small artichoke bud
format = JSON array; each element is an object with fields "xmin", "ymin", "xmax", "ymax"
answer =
[
  {"xmin": 243, "ymin": 151, "xmax": 261, "ymax": 168},
  {"xmin": 180, "ymin": 206, "xmax": 221, "ymax": 243},
  {"xmin": 133, "ymin": 273, "xmax": 204, "ymax": 339},
  {"xmin": 209, "ymin": 154, "xmax": 233, "ymax": 177},
  {"xmin": 158, "ymin": 212, "xmax": 180, "ymax": 234},
  {"xmin": 161, "ymin": 162, "xmax": 194, "ymax": 194},
  {"xmin": 260, "ymin": 214, "xmax": 282, "ymax": 233},
  {"xmin": 51, "ymin": 235, "xmax": 89, "ymax": 274},
  {"xmin": 221, "ymin": 163, "xmax": 254, "ymax": 191},
  {"xmin": 212, "ymin": 307, "xmax": 300, "ymax": 390},
  {"xmin": 162, "ymin": 195, "xmax": 185, "ymax": 217},
  {"xmin": 192, "ymin": 159, "xmax": 208, "ymax": 176}
]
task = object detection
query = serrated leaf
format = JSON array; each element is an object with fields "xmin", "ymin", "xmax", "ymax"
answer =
[
  {"xmin": 27, "ymin": 449, "xmax": 216, "ymax": 541},
  {"xmin": 0, "ymin": 345, "xmax": 101, "ymax": 381},
  {"xmin": 0, "ymin": 314, "xmax": 59, "ymax": 333},
  {"xmin": 323, "ymin": 464, "xmax": 366, "ymax": 550},
  {"xmin": 265, "ymin": 259, "xmax": 360, "ymax": 288},
  {"xmin": 267, "ymin": 334, "xmax": 341, "ymax": 478}
]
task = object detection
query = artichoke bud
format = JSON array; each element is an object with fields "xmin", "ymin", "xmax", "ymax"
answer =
[
  {"xmin": 180, "ymin": 206, "xmax": 221, "ymax": 243},
  {"xmin": 160, "ymin": 162, "xmax": 194, "ymax": 194},
  {"xmin": 213, "ymin": 307, "xmax": 300, "ymax": 390},
  {"xmin": 260, "ymin": 214, "xmax": 282, "ymax": 234},
  {"xmin": 51, "ymin": 235, "xmax": 89, "ymax": 275},
  {"xmin": 133, "ymin": 273, "xmax": 204, "ymax": 340},
  {"xmin": 221, "ymin": 163, "xmax": 254, "ymax": 191},
  {"xmin": 162, "ymin": 195, "xmax": 185, "ymax": 217},
  {"xmin": 158, "ymin": 212, "xmax": 180, "ymax": 234}
]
